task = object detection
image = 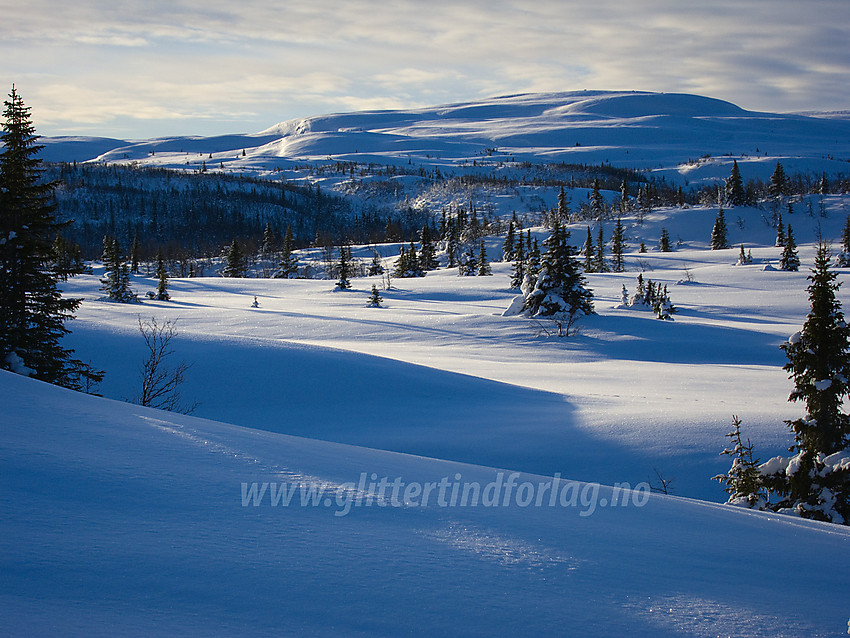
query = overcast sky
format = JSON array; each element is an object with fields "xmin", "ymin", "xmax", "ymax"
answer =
[{"xmin": 2, "ymin": 0, "xmax": 848, "ymax": 139}]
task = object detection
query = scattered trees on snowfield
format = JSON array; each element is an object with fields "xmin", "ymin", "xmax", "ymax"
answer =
[
  {"xmin": 505, "ymin": 221, "xmax": 594, "ymax": 337},
  {"xmin": 716, "ymin": 245, "xmax": 850, "ymax": 524}
]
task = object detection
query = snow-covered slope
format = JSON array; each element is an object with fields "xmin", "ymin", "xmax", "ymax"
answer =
[
  {"xmin": 40, "ymin": 91, "xmax": 850, "ymax": 185},
  {"xmin": 2, "ymin": 370, "xmax": 848, "ymax": 637}
]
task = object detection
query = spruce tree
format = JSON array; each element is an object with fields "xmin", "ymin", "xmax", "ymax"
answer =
[
  {"xmin": 335, "ymin": 244, "xmax": 353, "ymax": 289},
  {"xmin": 764, "ymin": 244, "xmax": 850, "ymax": 522},
  {"xmin": 769, "ymin": 162, "xmax": 788, "ymax": 200},
  {"xmin": 510, "ymin": 235, "xmax": 526, "ymax": 289},
  {"xmin": 419, "ymin": 224, "xmax": 439, "ymax": 271},
  {"xmin": 130, "ymin": 232, "xmax": 141, "ymax": 274},
  {"xmin": 367, "ymin": 284, "xmax": 383, "ymax": 307},
  {"xmin": 710, "ymin": 208, "xmax": 730, "ymax": 250},
  {"xmin": 527, "ymin": 234, "xmax": 541, "ymax": 278},
  {"xmin": 557, "ymin": 186, "xmax": 570, "ymax": 223},
  {"xmin": 368, "ymin": 251, "xmax": 384, "ymax": 276},
  {"xmin": 582, "ymin": 227, "xmax": 594, "ymax": 273},
  {"xmin": 713, "ymin": 416, "xmax": 764, "ymax": 507},
  {"xmin": 594, "ymin": 225, "xmax": 607, "ymax": 272},
  {"xmin": 775, "ymin": 209, "xmax": 786, "ymax": 247},
  {"xmin": 100, "ymin": 236, "xmax": 136, "ymax": 302},
  {"xmin": 611, "ymin": 217, "xmax": 625, "ymax": 272},
  {"xmin": 275, "ymin": 225, "xmax": 298, "ymax": 278},
  {"xmin": 590, "ymin": 177, "xmax": 604, "ymax": 220},
  {"xmin": 222, "ymin": 238, "xmax": 246, "ymax": 278},
  {"xmin": 261, "ymin": 222, "xmax": 276, "ymax": 257},
  {"xmin": 725, "ymin": 160, "xmax": 745, "ymax": 206},
  {"xmin": 836, "ymin": 216, "xmax": 850, "ymax": 267},
  {"xmin": 619, "ymin": 180, "xmax": 630, "ymax": 213},
  {"xmin": 154, "ymin": 248, "xmax": 170, "ymax": 301},
  {"xmin": 520, "ymin": 221, "xmax": 594, "ymax": 336},
  {"xmin": 503, "ymin": 220, "xmax": 516, "ymax": 262},
  {"xmin": 477, "ymin": 239, "xmax": 492, "ymax": 276},
  {"xmin": 659, "ymin": 228, "xmax": 671, "ymax": 252},
  {"xmin": 779, "ymin": 225, "xmax": 799, "ymax": 272},
  {"xmin": 0, "ymin": 86, "xmax": 100, "ymax": 389}
]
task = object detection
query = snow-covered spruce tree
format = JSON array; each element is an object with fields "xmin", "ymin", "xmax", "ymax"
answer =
[
  {"xmin": 275, "ymin": 225, "xmax": 298, "ymax": 279},
  {"xmin": 761, "ymin": 244, "xmax": 850, "ymax": 523},
  {"xmin": 458, "ymin": 246, "xmax": 477, "ymax": 277},
  {"xmin": 366, "ymin": 284, "xmax": 383, "ymax": 308},
  {"xmin": 100, "ymin": 236, "xmax": 137, "ymax": 302},
  {"xmin": 0, "ymin": 86, "xmax": 101, "ymax": 389},
  {"xmin": 594, "ymin": 225, "xmax": 607, "ymax": 273},
  {"xmin": 419, "ymin": 224, "xmax": 439, "ymax": 271},
  {"xmin": 510, "ymin": 233, "xmax": 526, "ymax": 290},
  {"xmin": 836, "ymin": 216, "xmax": 850, "ymax": 268},
  {"xmin": 589, "ymin": 177, "xmax": 604, "ymax": 220},
  {"xmin": 394, "ymin": 243, "xmax": 424, "ymax": 278},
  {"xmin": 775, "ymin": 209, "xmax": 785, "ymax": 247},
  {"xmin": 155, "ymin": 248, "xmax": 170, "ymax": 301},
  {"xmin": 710, "ymin": 208, "xmax": 730, "ymax": 250},
  {"xmin": 659, "ymin": 228, "xmax": 671, "ymax": 252},
  {"xmin": 335, "ymin": 244, "xmax": 352, "ymax": 289},
  {"xmin": 527, "ymin": 234, "xmax": 540, "ymax": 278},
  {"xmin": 713, "ymin": 416, "xmax": 766, "ymax": 508},
  {"xmin": 736, "ymin": 244, "xmax": 753, "ymax": 266},
  {"xmin": 222, "ymin": 239, "xmax": 246, "ymax": 278},
  {"xmin": 368, "ymin": 251, "xmax": 384, "ymax": 276},
  {"xmin": 517, "ymin": 221, "xmax": 594, "ymax": 337},
  {"xmin": 725, "ymin": 160, "xmax": 745, "ymax": 207},
  {"xmin": 261, "ymin": 222, "xmax": 276, "ymax": 257},
  {"xmin": 557, "ymin": 186, "xmax": 570, "ymax": 224},
  {"xmin": 779, "ymin": 224, "xmax": 799, "ymax": 272},
  {"xmin": 477, "ymin": 239, "xmax": 492, "ymax": 276},
  {"xmin": 582, "ymin": 226, "xmax": 594, "ymax": 273},
  {"xmin": 503, "ymin": 220, "xmax": 516, "ymax": 262},
  {"xmin": 611, "ymin": 217, "xmax": 625, "ymax": 272}
]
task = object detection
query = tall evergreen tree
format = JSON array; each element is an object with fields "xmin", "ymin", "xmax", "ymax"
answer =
[
  {"xmin": 611, "ymin": 217, "xmax": 625, "ymax": 272},
  {"xmin": 510, "ymin": 233, "xmax": 526, "ymax": 289},
  {"xmin": 775, "ymin": 209, "xmax": 786, "ymax": 247},
  {"xmin": 725, "ymin": 160, "xmax": 745, "ymax": 206},
  {"xmin": 779, "ymin": 224, "xmax": 799, "ymax": 272},
  {"xmin": 527, "ymin": 234, "xmax": 541, "ymax": 278},
  {"xmin": 155, "ymin": 247, "xmax": 170, "ymax": 301},
  {"xmin": 275, "ymin": 225, "xmax": 298, "ymax": 278},
  {"xmin": 477, "ymin": 239, "xmax": 492, "ymax": 276},
  {"xmin": 130, "ymin": 232, "xmax": 141, "ymax": 274},
  {"xmin": 619, "ymin": 180, "xmax": 630, "ymax": 213},
  {"xmin": 594, "ymin": 225, "xmax": 607, "ymax": 272},
  {"xmin": 710, "ymin": 208, "xmax": 730, "ymax": 250},
  {"xmin": 503, "ymin": 220, "xmax": 516, "ymax": 262},
  {"xmin": 0, "ymin": 86, "xmax": 101, "ymax": 389},
  {"xmin": 100, "ymin": 235, "xmax": 136, "ymax": 302},
  {"xmin": 222, "ymin": 238, "xmax": 246, "ymax": 278},
  {"xmin": 837, "ymin": 216, "xmax": 850, "ymax": 267},
  {"xmin": 261, "ymin": 222, "xmax": 276, "ymax": 257},
  {"xmin": 557, "ymin": 186, "xmax": 570, "ymax": 224},
  {"xmin": 659, "ymin": 228, "xmax": 671, "ymax": 252},
  {"xmin": 763, "ymin": 244, "xmax": 850, "ymax": 523},
  {"xmin": 769, "ymin": 162, "xmax": 789, "ymax": 200},
  {"xmin": 520, "ymin": 221, "xmax": 594, "ymax": 336},
  {"xmin": 582, "ymin": 226, "xmax": 594, "ymax": 273},
  {"xmin": 419, "ymin": 224, "xmax": 439, "ymax": 271},
  {"xmin": 590, "ymin": 177, "xmax": 604, "ymax": 219},
  {"xmin": 335, "ymin": 244, "xmax": 352, "ymax": 289}
]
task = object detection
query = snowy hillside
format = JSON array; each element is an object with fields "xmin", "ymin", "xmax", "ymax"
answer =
[
  {"xmin": 40, "ymin": 90, "xmax": 850, "ymax": 188},
  {"xmin": 2, "ymin": 370, "xmax": 849, "ymax": 637}
]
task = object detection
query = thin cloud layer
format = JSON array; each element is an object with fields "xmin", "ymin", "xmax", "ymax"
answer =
[{"xmin": 2, "ymin": 0, "xmax": 847, "ymax": 137}]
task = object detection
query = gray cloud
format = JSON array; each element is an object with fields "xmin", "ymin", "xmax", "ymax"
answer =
[{"xmin": 2, "ymin": 0, "xmax": 847, "ymax": 136}]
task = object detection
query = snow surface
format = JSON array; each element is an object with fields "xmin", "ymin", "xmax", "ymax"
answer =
[{"xmin": 2, "ymin": 370, "xmax": 849, "ymax": 637}]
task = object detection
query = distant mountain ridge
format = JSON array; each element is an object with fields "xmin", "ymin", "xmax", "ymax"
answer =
[{"xmin": 39, "ymin": 90, "xmax": 850, "ymax": 184}]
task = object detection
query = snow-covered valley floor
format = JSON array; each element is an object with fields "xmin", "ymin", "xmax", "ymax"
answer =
[{"xmin": 4, "ymin": 201, "xmax": 850, "ymax": 636}]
